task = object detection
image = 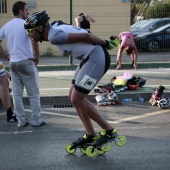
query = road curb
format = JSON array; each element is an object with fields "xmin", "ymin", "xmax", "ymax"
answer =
[
  {"xmin": 20, "ymin": 91, "xmax": 170, "ymax": 107},
  {"xmin": 35, "ymin": 62, "xmax": 170, "ymax": 71}
]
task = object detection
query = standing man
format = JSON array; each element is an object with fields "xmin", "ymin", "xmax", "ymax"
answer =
[
  {"xmin": 24, "ymin": 11, "xmax": 120, "ymax": 145},
  {"xmin": 0, "ymin": 60, "xmax": 17, "ymax": 122},
  {"xmin": 115, "ymin": 31, "xmax": 138, "ymax": 70},
  {"xmin": 0, "ymin": 1, "xmax": 45, "ymax": 127},
  {"xmin": 75, "ymin": 13, "xmax": 95, "ymax": 33}
]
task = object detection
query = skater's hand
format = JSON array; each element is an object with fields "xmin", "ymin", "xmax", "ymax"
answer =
[
  {"xmin": 109, "ymin": 36, "xmax": 120, "ymax": 47},
  {"xmin": 105, "ymin": 36, "xmax": 120, "ymax": 50},
  {"xmin": 105, "ymin": 40, "xmax": 115, "ymax": 50}
]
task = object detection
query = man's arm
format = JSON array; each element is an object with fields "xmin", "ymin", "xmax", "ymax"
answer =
[
  {"xmin": 31, "ymin": 40, "xmax": 40, "ymax": 65},
  {"xmin": 0, "ymin": 40, "xmax": 9, "ymax": 60}
]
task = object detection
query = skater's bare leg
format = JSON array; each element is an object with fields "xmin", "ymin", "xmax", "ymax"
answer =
[{"xmin": 70, "ymin": 87, "xmax": 113, "ymax": 135}]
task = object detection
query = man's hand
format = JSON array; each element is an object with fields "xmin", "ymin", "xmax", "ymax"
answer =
[{"xmin": 29, "ymin": 57, "xmax": 39, "ymax": 66}]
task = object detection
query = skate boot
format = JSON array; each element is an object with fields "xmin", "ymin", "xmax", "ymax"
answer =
[
  {"xmin": 7, "ymin": 107, "xmax": 18, "ymax": 122},
  {"xmin": 94, "ymin": 83, "xmax": 113, "ymax": 93},
  {"xmin": 107, "ymin": 91, "xmax": 122, "ymax": 104},
  {"xmin": 86, "ymin": 129, "xmax": 126, "ymax": 157},
  {"xmin": 95, "ymin": 94, "xmax": 111, "ymax": 106},
  {"xmin": 65, "ymin": 133, "xmax": 97, "ymax": 154},
  {"xmin": 152, "ymin": 85, "xmax": 165, "ymax": 100},
  {"xmin": 149, "ymin": 85, "xmax": 165, "ymax": 106},
  {"xmin": 157, "ymin": 97, "xmax": 170, "ymax": 109}
]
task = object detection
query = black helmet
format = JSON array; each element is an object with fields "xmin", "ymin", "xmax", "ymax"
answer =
[{"xmin": 24, "ymin": 10, "xmax": 50, "ymax": 30}]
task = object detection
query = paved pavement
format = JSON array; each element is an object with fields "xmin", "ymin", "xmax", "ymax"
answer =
[
  {"xmin": 2, "ymin": 52, "xmax": 170, "ymax": 72},
  {"xmin": 0, "ymin": 53, "xmax": 170, "ymax": 170},
  {"xmin": 0, "ymin": 102, "xmax": 170, "ymax": 170},
  {"xmin": 15, "ymin": 68, "xmax": 170, "ymax": 107},
  {"xmin": 1, "ymin": 52, "xmax": 170, "ymax": 106}
]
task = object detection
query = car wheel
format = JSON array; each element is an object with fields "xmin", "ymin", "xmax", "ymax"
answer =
[{"xmin": 147, "ymin": 40, "xmax": 159, "ymax": 52}]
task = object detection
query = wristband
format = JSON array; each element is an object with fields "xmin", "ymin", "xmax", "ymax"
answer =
[{"xmin": 105, "ymin": 40, "xmax": 109, "ymax": 48}]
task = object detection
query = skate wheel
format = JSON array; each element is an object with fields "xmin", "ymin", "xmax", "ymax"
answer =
[
  {"xmin": 97, "ymin": 148, "xmax": 105, "ymax": 155},
  {"xmin": 94, "ymin": 89, "xmax": 100, "ymax": 93},
  {"xmin": 115, "ymin": 136, "xmax": 126, "ymax": 147},
  {"xmin": 101, "ymin": 142, "xmax": 113, "ymax": 152},
  {"xmin": 86, "ymin": 146, "xmax": 97, "ymax": 157},
  {"xmin": 80, "ymin": 147, "xmax": 86, "ymax": 154},
  {"xmin": 65, "ymin": 144, "xmax": 76, "ymax": 154}
]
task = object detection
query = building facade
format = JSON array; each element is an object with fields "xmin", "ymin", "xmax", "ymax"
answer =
[{"xmin": 0, "ymin": 0, "xmax": 131, "ymax": 55}]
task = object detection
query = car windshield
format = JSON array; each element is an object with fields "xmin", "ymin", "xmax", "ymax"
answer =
[
  {"xmin": 130, "ymin": 20, "xmax": 147, "ymax": 29},
  {"xmin": 153, "ymin": 24, "xmax": 170, "ymax": 33},
  {"xmin": 138, "ymin": 19, "xmax": 158, "ymax": 29}
]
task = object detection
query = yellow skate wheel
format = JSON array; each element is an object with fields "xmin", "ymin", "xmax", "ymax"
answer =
[
  {"xmin": 101, "ymin": 143, "xmax": 113, "ymax": 152},
  {"xmin": 86, "ymin": 146, "xmax": 97, "ymax": 157},
  {"xmin": 80, "ymin": 147, "xmax": 86, "ymax": 154},
  {"xmin": 97, "ymin": 148, "xmax": 105, "ymax": 155},
  {"xmin": 115, "ymin": 136, "xmax": 126, "ymax": 147},
  {"xmin": 65, "ymin": 144, "xmax": 76, "ymax": 154}
]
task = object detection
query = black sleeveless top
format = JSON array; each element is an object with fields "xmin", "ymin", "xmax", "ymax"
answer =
[{"xmin": 80, "ymin": 16, "xmax": 90, "ymax": 29}]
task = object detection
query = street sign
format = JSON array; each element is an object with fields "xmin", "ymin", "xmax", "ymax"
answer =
[{"xmin": 121, "ymin": 0, "xmax": 131, "ymax": 2}]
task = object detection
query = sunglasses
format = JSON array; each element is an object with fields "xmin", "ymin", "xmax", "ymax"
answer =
[{"xmin": 27, "ymin": 26, "xmax": 41, "ymax": 34}]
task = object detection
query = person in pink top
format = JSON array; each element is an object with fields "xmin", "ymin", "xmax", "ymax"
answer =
[{"xmin": 115, "ymin": 31, "xmax": 138, "ymax": 70}]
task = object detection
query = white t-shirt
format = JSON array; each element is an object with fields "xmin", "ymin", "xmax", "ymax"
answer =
[{"xmin": 0, "ymin": 18, "xmax": 34, "ymax": 62}]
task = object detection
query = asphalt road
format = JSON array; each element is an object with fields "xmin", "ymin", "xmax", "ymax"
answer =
[{"xmin": 0, "ymin": 102, "xmax": 170, "ymax": 170}]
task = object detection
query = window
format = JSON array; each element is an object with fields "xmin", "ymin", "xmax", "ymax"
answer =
[
  {"xmin": 0, "ymin": 0, "xmax": 7, "ymax": 13},
  {"xmin": 152, "ymin": 21, "xmax": 167, "ymax": 30},
  {"xmin": 27, "ymin": 0, "xmax": 37, "ymax": 9}
]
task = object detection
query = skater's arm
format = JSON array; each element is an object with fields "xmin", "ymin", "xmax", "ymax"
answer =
[{"xmin": 68, "ymin": 33, "xmax": 106, "ymax": 46}]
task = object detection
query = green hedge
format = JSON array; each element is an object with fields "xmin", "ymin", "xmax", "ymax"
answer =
[{"xmin": 145, "ymin": 3, "xmax": 170, "ymax": 19}]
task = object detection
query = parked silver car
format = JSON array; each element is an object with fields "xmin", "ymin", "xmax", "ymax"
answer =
[
  {"xmin": 130, "ymin": 18, "xmax": 170, "ymax": 36},
  {"xmin": 130, "ymin": 19, "xmax": 150, "ymax": 29}
]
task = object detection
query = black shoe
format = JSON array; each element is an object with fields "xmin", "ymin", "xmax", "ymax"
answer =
[
  {"xmin": 32, "ymin": 120, "xmax": 46, "ymax": 127},
  {"xmin": 17, "ymin": 121, "xmax": 29, "ymax": 127},
  {"xmin": 7, "ymin": 108, "xmax": 18, "ymax": 122}
]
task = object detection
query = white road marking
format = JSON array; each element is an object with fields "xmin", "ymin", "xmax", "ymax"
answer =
[
  {"xmin": 108, "ymin": 109, "xmax": 169, "ymax": 124},
  {"xmin": 1, "ymin": 109, "xmax": 169, "ymax": 124},
  {"xmin": 0, "ymin": 131, "xmax": 32, "ymax": 135},
  {"xmin": 39, "ymin": 110, "xmax": 79, "ymax": 119},
  {"xmin": 40, "ymin": 109, "xmax": 169, "ymax": 124}
]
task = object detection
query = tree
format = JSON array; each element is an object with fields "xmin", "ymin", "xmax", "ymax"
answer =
[{"xmin": 144, "ymin": 3, "xmax": 170, "ymax": 18}]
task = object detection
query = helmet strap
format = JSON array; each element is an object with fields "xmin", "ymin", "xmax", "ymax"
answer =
[{"xmin": 35, "ymin": 27, "xmax": 46, "ymax": 43}]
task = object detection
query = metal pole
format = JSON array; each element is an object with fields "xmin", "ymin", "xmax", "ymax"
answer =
[{"xmin": 69, "ymin": 0, "xmax": 73, "ymax": 65}]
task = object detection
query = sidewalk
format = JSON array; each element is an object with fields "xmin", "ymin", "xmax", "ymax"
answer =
[
  {"xmin": 20, "ymin": 68, "xmax": 170, "ymax": 106},
  {"xmin": 1, "ymin": 52, "xmax": 170, "ymax": 107},
  {"xmin": 3, "ymin": 52, "xmax": 170, "ymax": 72}
]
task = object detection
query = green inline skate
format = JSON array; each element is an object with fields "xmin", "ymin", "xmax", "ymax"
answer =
[
  {"xmin": 65, "ymin": 133, "xmax": 97, "ymax": 154},
  {"xmin": 86, "ymin": 129, "xmax": 126, "ymax": 157}
]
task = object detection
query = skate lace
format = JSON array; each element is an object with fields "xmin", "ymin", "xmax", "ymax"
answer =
[{"xmin": 98, "ymin": 129, "xmax": 117, "ymax": 139}]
